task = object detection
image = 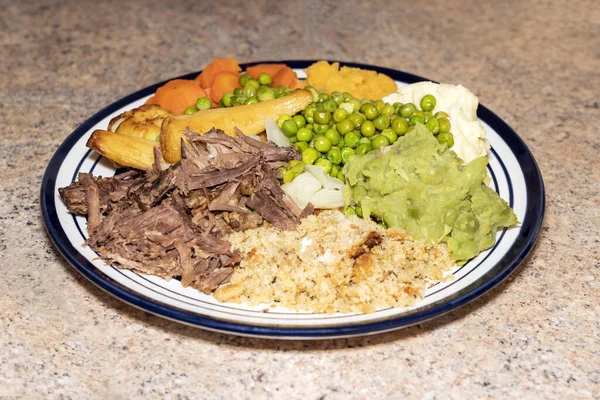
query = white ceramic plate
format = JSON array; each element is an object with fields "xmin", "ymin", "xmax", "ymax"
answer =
[{"xmin": 41, "ymin": 61, "xmax": 545, "ymax": 339}]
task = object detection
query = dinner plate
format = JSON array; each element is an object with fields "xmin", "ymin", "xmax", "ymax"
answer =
[{"xmin": 40, "ymin": 60, "xmax": 545, "ymax": 339}]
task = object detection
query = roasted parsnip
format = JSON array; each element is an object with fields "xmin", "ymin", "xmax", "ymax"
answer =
[
  {"xmin": 160, "ymin": 89, "xmax": 312, "ymax": 163},
  {"xmin": 87, "ymin": 130, "xmax": 161, "ymax": 170}
]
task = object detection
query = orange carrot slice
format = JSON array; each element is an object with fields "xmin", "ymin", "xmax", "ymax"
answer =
[
  {"xmin": 151, "ymin": 79, "xmax": 206, "ymax": 115},
  {"xmin": 272, "ymin": 67, "xmax": 298, "ymax": 88},
  {"xmin": 246, "ymin": 64, "xmax": 287, "ymax": 81},
  {"xmin": 210, "ymin": 71, "xmax": 241, "ymax": 103},
  {"xmin": 195, "ymin": 58, "xmax": 241, "ymax": 90}
]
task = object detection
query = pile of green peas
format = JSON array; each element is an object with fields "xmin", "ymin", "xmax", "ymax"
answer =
[
  {"xmin": 218, "ymin": 73, "xmax": 293, "ymax": 107},
  {"xmin": 277, "ymin": 88, "xmax": 454, "ymax": 181}
]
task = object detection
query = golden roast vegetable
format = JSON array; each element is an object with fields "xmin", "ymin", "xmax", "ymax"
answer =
[
  {"xmin": 87, "ymin": 130, "xmax": 160, "ymax": 170},
  {"xmin": 107, "ymin": 104, "xmax": 172, "ymax": 142},
  {"xmin": 160, "ymin": 89, "xmax": 312, "ymax": 163}
]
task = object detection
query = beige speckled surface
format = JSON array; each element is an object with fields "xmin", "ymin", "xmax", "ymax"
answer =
[{"xmin": 1, "ymin": 0, "xmax": 599, "ymax": 398}]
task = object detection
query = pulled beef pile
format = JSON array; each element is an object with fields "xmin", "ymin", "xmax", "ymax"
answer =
[{"xmin": 59, "ymin": 128, "xmax": 313, "ymax": 292}]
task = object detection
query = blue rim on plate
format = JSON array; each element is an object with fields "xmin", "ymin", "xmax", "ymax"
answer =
[{"xmin": 40, "ymin": 60, "xmax": 545, "ymax": 339}]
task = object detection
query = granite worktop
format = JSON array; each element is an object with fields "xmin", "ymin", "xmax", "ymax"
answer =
[{"xmin": 1, "ymin": 0, "xmax": 598, "ymax": 398}]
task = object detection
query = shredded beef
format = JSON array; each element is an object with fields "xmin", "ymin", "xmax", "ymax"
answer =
[{"xmin": 59, "ymin": 128, "xmax": 313, "ymax": 293}]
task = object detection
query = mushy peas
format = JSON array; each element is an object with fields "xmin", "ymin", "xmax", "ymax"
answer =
[{"xmin": 343, "ymin": 125, "xmax": 517, "ymax": 263}]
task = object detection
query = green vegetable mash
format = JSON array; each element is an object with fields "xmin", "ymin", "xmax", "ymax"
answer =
[{"xmin": 343, "ymin": 125, "xmax": 517, "ymax": 263}]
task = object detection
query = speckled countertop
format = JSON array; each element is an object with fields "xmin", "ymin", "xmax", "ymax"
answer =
[{"xmin": 1, "ymin": 0, "xmax": 598, "ymax": 398}]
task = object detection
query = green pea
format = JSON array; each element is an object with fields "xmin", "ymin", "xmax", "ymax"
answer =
[
  {"xmin": 355, "ymin": 206, "xmax": 363, "ymax": 217},
  {"xmin": 282, "ymin": 170, "xmax": 295, "ymax": 183},
  {"xmin": 221, "ymin": 93, "xmax": 234, "ymax": 107},
  {"xmin": 315, "ymin": 102, "xmax": 324, "ymax": 111},
  {"xmin": 408, "ymin": 114, "xmax": 425, "ymax": 126},
  {"xmin": 325, "ymin": 128, "xmax": 341, "ymax": 145},
  {"xmin": 356, "ymin": 143, "xmax": 373, "ymax": 156},
  {"xmin": 374, "ymin": 100, "xmax": 385, "ymax": 111},
  {"xmin": 337, "ymin": 136, "xmax": 345, "ymax": 148},
  {"xmin": 373, "ymin": 115, "xmax": 391, "ymax": 130},
  {"xmin": 342, "ymin": 92, "xmax": 353, "ymax": 102},
  {"xmin": 360, "ymin": 103, "xmax": 379, "ymax": 120},
  {"xmin": 327, "ymin": 147, "xmax": 342, "ymax": 164},
  {"xmin": 399, "ymin": 103, "xmax": 416, "ymax": 118},
  {"xmin": 323, "ymin": 99, "xmax": 337, "ymax": 112},
  {"xmin": 244, "ymin": 97, "xmax": 259, "ymax": 105},
  {"xmin": 289, "ymin": 160, "xmax": 305, "ymax": 175},
  {"xmin": 406, "ymin": 126, "xmax": 415, "ymax": 133},
  {"xmin": 344, "ymin": 131, "xmax": 361, "ymax": 148},
  {"xmin": 343, "ymin": 206, "xmax": 357, "ymax": 217},
  {"xmin": 330, "ymin": 165, "xmax": 339, "ymax": 177},
  {"xmin": 392, "ymin": 102, "xmax": 403, "ymax": 113},
  {"xmin": 336, "ymin": 170, "xmax": 345, "ymax": 181},
  {"xmin": 420, "ymin": 94, "xmax": 437, "ymax": 111},
  {"xmin": 246, "ymin": 80, "xmax": 260, "ymax": 90},
  {"xmin": 371, "ymin": 135, "xmax": 390, "ymax": 149},
  {"xmin": 313, "ymin": 123, "xmax": 329, "ymax": 135},
  {"xmin": 336, "ymin": 119, "xmax": 354, "ymax": 134},
  {"xmin": 381, "ymin": 128, "xmax": 398, "ymax": 144},
  {"xmin": 314, "ymin": 158, "xmax": 333, "ymax": 174},
  {"xmin": 242, "ymin": 84, "xmax": 257, "ymax": 98},
  {"xmin": 412, "ymin": 110, "xmax": 425, "ymax": 117},
  {"xmin": 192, "ymin": 96, "xmax": 210, "ymax": 111},
  {"xmin": 297, "ymin": 127, "xmax": 313, "ymax": 142},
  {"xmin": 239, "ymin": 73, "xmax": 251, "ymax": 86},
  {"xmin": 302, "ymin": 148, "xmax": 319, "ymax": 165},
  {"xmin": 435, "ymin": 111, "xmax": 449, "ymax": 119},
  {"xmin": 359, "ymin": 137, "xmax": 371, "ymax": 144},
  {"xmin": 341, "ymin": 147, "xmax": 356, "ymax": 163},
  {"xmin": 278, "ymin": 114, "xmax": 292, "ymax": 128},
  {"xmin": 331, "ymin": 91, "xmax": 344, "ymax": 105},
  {"xmin": 314, "ymin": 110, "xmax": 332, "ymax": 125},
  {"xmin": 333, "ymin": 108, "xmax": 348, "ymax": 123},
  {"xmin": 257, "ymin": 73, "xmax": 272, "ymax": 86},
  {"xmin": 183, "ymin": 107, "xmax": 197, "ymax": 115},
  {"xmin": 438, "ymin": 117, "xmax": 451, "ymax": 133},
  {"xmin": 348, "ymin": 112, "xmax": 365, "ymax": 128},
  {"xmin": 426, "ymin": 118, "xmax": 440, "ymax": 134},
  {"xmin": 305, "ymin": 85, "xmax": 320, "ymax": 102},
  {"xmin": 233, "ymin": 87, "xmax": 242, "ymax": 96},
  {"xmin": 294, "ymin": 141, "xmax": 309, "ymax": 152},
  {"xmin": 281, "ymin": 119, "xmax": 298, "ymax": 137},
  {"xmin": 348, "ymin": 98, "xmax": 362, "ymax": 112},
  {"xmin": 290, "ymin": 115, "xmax": 305, "ymax": 130},
  {"xmin": 257, "ymin": 87, "xmax": 275, "ymax": 102},
  {"xmin": 314, "ymin": 135, "xmax": 333, "ymax": 153},
  {"xmin": 231, "ymin": 96, "xmax": 243, "ymax": 107},
  {"xmin": 381, "ymin": 104, "xmax": 395, "ymax": 116},
  {"xmin": 318, "ymin": 93, "xmax": 330, "ymax": 102},
  {"xmin": 303, "ymin": 105, "xmax": 316, "ymax": 123},
  {"xmin": 391, "ymin": 117, "xmax": 409, "ymax": 135},
  {"xmin": 437, "ymin": 132, "xmax": 454, "ymax": 147},
  {"xmin": 361, "ymin": 120, "xmax": 376, "ymax": 137},
  {"xmin": 305, "ymin": 123, "xmax": 313, "ymax": 132}
]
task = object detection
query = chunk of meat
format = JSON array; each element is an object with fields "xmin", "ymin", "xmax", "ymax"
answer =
[{"xmin": 61, "ymin": 127, "xmax": 311, "ymax": 293}]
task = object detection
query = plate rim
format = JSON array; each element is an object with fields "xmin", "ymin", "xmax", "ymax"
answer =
[{"xmin": 40, "ymin": 60, "xmax": 545, "ymax": 339}]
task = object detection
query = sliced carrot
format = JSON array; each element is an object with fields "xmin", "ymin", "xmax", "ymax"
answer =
[
  {"xmin": 272, "ymin": 67, "xmax": 298, "ymax": 88},
  {"xmin": 145, "ymin": 95, "xmax": 157, "ymax": 105},
  {"xmin": 196, "ymin": 63, "xmax": 215, "ymax": 89},
  {"xmin": 195, "ymin": 58, "xmax": 241, "ymax": 90},
  {"xmin": 246, "ymin": 63, "xmax": 287, "ymax": 80},
  {"xmin": 152, "ymin": 79, "xmax": 206, "ymax": 115},
  {"xmin": 210, "ymin": 71, "xmax": 241, "ymax": 103}
]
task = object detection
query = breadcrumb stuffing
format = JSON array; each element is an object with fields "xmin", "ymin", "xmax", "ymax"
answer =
[{"xmin": 213, "ymin": 210, "xmax": 454, "ymax": 313}]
